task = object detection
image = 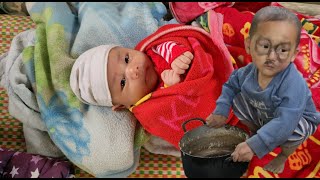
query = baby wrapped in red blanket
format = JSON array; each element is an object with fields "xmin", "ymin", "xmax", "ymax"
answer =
[
  {"xmin": 70, "ymin": 23, "xmax": 239, "ymax": 149},
  {"xmin": 132, "ymin": 24, "xmax": 238, "ymax": 149}
]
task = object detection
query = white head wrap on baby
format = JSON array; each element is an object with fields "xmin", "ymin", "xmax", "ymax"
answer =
[{"xmin": 70, "ymin": 44, "xmax": 119, "ymax": 106}]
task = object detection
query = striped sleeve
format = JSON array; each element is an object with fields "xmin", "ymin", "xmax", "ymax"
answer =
[{"xmin": 152, "ymin": 41, "xmax": 189, "ymax": 64}]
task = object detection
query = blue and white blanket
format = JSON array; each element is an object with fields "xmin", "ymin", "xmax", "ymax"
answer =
[{"xmin": 1, "ymin": 2, "xmax": 174, "ymax": 177}]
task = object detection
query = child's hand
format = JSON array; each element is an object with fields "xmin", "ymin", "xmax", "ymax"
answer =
[
  {"xmin": 171, "ymin": 51, "xmax": 194, "ymax": 75},
  {"xmin": 206, "ymin": 114, "xmax": 228, "ymax": 128},
  {"xmin": 231, "ymin": 141, "xmax": 254, "ymax": 162},
  {"xmin": 161, "ymin": 69, "xmax": 181, "ymax": 87}
]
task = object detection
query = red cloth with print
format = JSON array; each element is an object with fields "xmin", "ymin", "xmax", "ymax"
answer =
[
  {"xmin": 133, "ymin": 24, "xmax": 235, "ymax": 149},
  {"xmin": 170, "ymin": 2, "xmax": 320, "ymax": 178},
  {"xmin": 169, "ymin": 2, "xmax": 234, "ymax": 24},
  {"xmin": 169, "ymin": 2, "xmax": 270, "ymax": 24}
]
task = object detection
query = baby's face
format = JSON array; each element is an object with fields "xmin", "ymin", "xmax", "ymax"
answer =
[
  {"xmin": 107, "ymin": 47, "xmax": 159, "ymax": 108},
  {"xmin": 246, "ymin": 21, "xmax": 299, "ymax": 79}
]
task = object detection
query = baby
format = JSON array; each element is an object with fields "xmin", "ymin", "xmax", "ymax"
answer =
[
  {"xmin": 206, "ymin": 6, "xmax": 320, "ymax": 174},
  {"xmin": 70, "ymin": 41, "xmax": 193, "ymax": 110}
]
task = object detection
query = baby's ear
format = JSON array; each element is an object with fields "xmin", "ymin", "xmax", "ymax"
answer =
[
  {"xmin": 112, "ymin": 104, "xmax": 127, "ymax": 111},
  {"xmin": 244, "ymin": 37, "xmax": 251, "ymax": 54}
]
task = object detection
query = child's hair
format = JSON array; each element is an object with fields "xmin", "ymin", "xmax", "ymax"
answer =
[{"xmin": 249, "ymin": 6, "xmax": 302, "ymax": 47}]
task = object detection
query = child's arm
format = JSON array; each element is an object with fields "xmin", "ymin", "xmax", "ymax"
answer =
[
  {"xmin": 161, "ymin": 52, "xmax": 193, "ymax": 87},
  {"xmin": 154, "ymin": 41, "xmax": 193, "ymax": 87},
  {"xmin": 206, "ymin": 72, "xmax": 240, "ymax": 127},
  {"xmin": 231, "ymin": 141, "xmax": 254, "ymax": 162},
  {"xmin": 170, "ymin": 51, "xmax": 193, "ymax": 75},
  {"xmin": 161, "ymin": 69, "xmax": 180, "ymax": 87},
  {"xmin": 153, "ymin": 41, "xmax": 191, "ymax": 65},
  {"xmin": 206, "ymin": 114, "xmax": 228, "ymax": 128},
  {"xmin": 206, "ymin": 65, "xmax": 251, "ymax": 127},
  {"xmin": 247, "ymin": 78, "xmax": 311, "ymax": 159}
]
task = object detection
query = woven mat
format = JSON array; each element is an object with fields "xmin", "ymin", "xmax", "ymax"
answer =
[{"xmin": 0, "ymin": 14, "xmax": 186, "ymax": 178}]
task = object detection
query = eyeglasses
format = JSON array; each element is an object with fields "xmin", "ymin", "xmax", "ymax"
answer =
[{"xmin": 256, "ymin": 43, "xmax": 291, "ymax": 60}]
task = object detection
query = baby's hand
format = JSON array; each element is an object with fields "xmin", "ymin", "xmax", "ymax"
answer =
[
  {"xmin": 161, "ymin": 69, "xmax": 181, "ymax": 87},
  {"xmin": 171, "ymin": 51, "xmax": 194, "ymax": 75},
  {"xmin": 206, "ymin": 114, "xmax": 228, "ymax": 128}
]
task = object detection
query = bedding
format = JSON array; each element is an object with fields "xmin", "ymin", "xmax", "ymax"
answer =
[
  {"xmin": 1, "ymin": 1, "xmax": 319, "ymax": 178},
  {"xmin": 0, "ymin": 2, "xmax": 181, "ymax": 178},
  {"xmin": 0, "ymin": 13, "xmax": 186, "ymax": 178},
  {"xmin": 0, "ymin": 147, "xmax": 73, "ymax": 178}
]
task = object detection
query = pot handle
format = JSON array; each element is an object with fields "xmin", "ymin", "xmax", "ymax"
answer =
[
  {"xmin": 182, "ymin": 117, "xmax": 206, "ymax": 133},
  {"xmin": 223, "ymin": 156, "xmax": 249, "ymax": 167}
]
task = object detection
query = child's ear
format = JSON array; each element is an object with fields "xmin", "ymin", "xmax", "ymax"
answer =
[
  {"xmin": 290, "ymin": 48, "xmax": 299, "ymax": 62},
  {"xmin": 244, "ymin": 38, "xmax": 251, "ymax": 54},
  {"xmin": 112, "ymin": 104, "xmax": 127, "ymax": 111}
]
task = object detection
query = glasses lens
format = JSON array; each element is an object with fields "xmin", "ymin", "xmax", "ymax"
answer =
[{"xmin": 276, "ymin": 47, "xmax": 290, "ymax": 60}]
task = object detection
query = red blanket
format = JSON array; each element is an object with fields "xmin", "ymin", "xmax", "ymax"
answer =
[
  {"xmin": 133, "ymin": 24, "xmax": 235, "ymax": 149},
  {"xmin": 170, "ymin": 2, "xmax": 320, "ymax": 178}
]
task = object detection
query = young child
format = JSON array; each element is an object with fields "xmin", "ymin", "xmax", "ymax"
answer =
[
  {"xmin": 206, "ymin": 6, "xmax": 320, "ymax": 174},
  {"xmin": 69, "ymin": 41, "xmax": 193, "ymax": 110}
]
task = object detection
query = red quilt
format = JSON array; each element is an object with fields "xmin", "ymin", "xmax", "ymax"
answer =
[{"xmin": 170, "ymin": 2, "xmax": 320, "ymax": 178}]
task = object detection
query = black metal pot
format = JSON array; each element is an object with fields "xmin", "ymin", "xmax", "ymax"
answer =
[{"xmin": 179, "ymin": 118, "xmax": 249, "ymax": 178}]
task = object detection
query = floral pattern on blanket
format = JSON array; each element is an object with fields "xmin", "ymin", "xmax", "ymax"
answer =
[{"xmin": 12, "ymin": 2, "xmax": 168, "ymax": 177}]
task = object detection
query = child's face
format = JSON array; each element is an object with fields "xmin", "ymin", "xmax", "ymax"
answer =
[
  {"xmin": 245, "ymin": 21, "xmax": 299, "ymax": 78},
  {"xmin": 107, "ymin": 47, "xmax": 159, "ymax": 108}
]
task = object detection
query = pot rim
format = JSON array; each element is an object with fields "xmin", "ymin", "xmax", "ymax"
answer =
[
  {"xmin": 179, "ymin": 142, "xmax": 233, "ymax": 159},
  {"xmin": 179, "ymin": 118, "xmax": 249, "ymax": 159}
]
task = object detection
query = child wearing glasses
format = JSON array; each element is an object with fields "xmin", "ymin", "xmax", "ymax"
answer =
[{"xmin": 206, "ymin": 6, "xmax": 320, "ymax": 174}]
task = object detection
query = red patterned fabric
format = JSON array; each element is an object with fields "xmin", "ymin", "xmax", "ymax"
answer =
[
  {"xmin": 247, "ymin": 126, "xmax": 320, "ymax": 178},
  {"xmin": 170, "ymin": 2, "xmax": 320, "ymax": 178},
  {"xmin": 169, "ymin": 2, "xmax": 233, "ymax": 24},
  {"xmin": 214, "ymin": 7, "xmax": 254, "ymax": 48},
  {"xmin": 133, "ymin": 24, "xmax": 234, "ymax": 149},
  {"xmin": 169, "ymin": 2, "xmax": 271, "ymax": 24},
  {"xmin": 232, "ymin": 2, "xmax": 271, "ymax": 13}
]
